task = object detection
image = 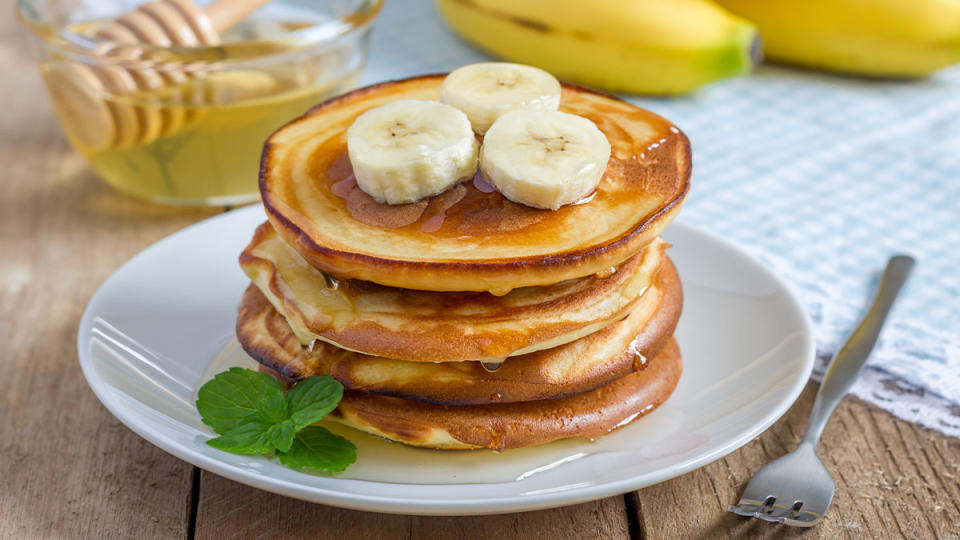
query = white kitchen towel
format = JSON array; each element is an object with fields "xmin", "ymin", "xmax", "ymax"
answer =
[{"xmin": 362, "ymin": 1, "xmax": 960, "ymax": 437}]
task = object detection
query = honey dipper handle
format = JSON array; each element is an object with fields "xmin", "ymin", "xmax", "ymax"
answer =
[{"xmin": 203, "ymin": 0, "xmax": 274, "ymax": 34}]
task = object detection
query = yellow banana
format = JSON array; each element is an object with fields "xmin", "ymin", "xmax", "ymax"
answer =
[
  {"xmin": 714, "ymin": 0, "xmax": 960, "ymax": 77},
  {"xmin": 435, "ymin": 0, "xmax": 758, "ymax": 95}
]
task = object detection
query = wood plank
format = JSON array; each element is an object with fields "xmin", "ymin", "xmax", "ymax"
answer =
[
  {"xmin": 194, "ymin": 471, "xmax": 630, "ymax": 540},
  {"xmin": 4, "ymin": 4, "xmax": 959, "ymax": 538},
  {"xmin": 629, "ymin": 381, "xmax": 960, "ymax": 539},
  {"xmin": 0, "ymin": 18, "xmax": 218, "ymax": 538}
]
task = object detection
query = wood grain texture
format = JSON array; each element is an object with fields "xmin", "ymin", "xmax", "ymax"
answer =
[
  {"xmin": 0, "ymin": 11, "xmax": 218, "ymax": 538},
  {"xmin": 630, "ymin": 382, "xmax": 960, "ymax": 539},
  {"xmin": 2, "ymin": 2, "xmax": 959, "ymax": 538},
  {"xmin": 194, "ymin": 471, "xmax": 630, "ymax": 540}
]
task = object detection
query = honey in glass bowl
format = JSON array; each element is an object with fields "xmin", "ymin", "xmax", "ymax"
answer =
[{"xmin": 19, "ymin": 0, "xmax": 382, "ymax": 205}]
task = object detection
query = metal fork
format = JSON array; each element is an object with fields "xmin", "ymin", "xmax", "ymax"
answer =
[{"xmin": 728, "ymin": 254, "xmax": 915, "ymax": 527}]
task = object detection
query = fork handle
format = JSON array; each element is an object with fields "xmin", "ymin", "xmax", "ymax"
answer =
[{"xmin": 800, "ymin": 255, "xmax": 915, "ymax": 448}]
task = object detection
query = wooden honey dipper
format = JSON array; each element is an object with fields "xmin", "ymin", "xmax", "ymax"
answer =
[{"xmin": 45, "ymin": 0, "xmax": 272, "ymax": 151}]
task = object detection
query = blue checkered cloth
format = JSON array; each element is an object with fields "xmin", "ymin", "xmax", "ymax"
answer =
[{"xmin": 363, "ymin": 1, "xmax": 960, "ymax": 436}]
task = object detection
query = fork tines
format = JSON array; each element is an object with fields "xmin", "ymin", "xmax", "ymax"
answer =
[{"xmin": 728, "ymin": 496, "xmax": 821, "ymax": 527}]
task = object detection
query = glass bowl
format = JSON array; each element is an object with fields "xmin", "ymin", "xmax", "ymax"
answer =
[{"xmin": 18, "ymin": 0, "xmax": 382, "ymax": 206}]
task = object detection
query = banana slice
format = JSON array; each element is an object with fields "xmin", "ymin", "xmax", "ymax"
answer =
[
  {"xmin": 480, "ymin": 110, "xmax": 611, "ymax": 210},
  {"xmin": 440, "ymin": 62, "xmax": 561, "ymax": 134},
  {"xmin": 347, "ymin": 100, "xmax": 479, "ymax": 205}
]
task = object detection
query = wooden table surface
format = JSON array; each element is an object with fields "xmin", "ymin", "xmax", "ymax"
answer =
[{"xmin": 2, "ymin": 11, "xmax": 959, "ymax": 539}]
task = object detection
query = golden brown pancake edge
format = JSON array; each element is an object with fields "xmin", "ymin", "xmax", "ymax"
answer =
[
  {"xmin": 260, "ymin": 339, "xmax": 682, "ymax": 451},
  {"xmin": 240, "ymin": 221, "xmax": 671, "ymax": 362},
  {"xmin": 238, "ymin": 258, "xmax": 682, "ymax": 406},
  {"xmin": 260, "ymin": 75, "xmax": 690, "ymax": 293}
]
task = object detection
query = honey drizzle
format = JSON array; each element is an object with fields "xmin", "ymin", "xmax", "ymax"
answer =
[
  {"xmin": 628, "ymin": 335, "xmax": 648, "ymax": 371},
  {"xmin": 472, "ymin": 172, "xmax": 496, "ymax": 193},
  {"xmin": 420, "ymin": 213, "xmax": 446, "ymax": 233},
  {"xmin": 314, "ymin": 96, "xmax": 682, "ymax": 238},
  {"xmin": 207, "ymin": 340, "xmax": 685, "ymax": 486},
  {"xmin": 330, "ymin": 176, "xmax": 357, "ymax": 198},
  {"xmin": 480, "ymin": 361, "xmax": 503, "ymax": 372}
]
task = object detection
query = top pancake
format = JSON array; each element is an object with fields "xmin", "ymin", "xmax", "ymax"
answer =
[{"xmin": 260, "ymin": 75, "xmax": 690, "ymax": 293}]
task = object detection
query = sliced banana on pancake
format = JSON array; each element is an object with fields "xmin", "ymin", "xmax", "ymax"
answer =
[
  {"xmin": 480, "ymin": 110, "xmax": 611, "ymax": 210},
  {"xmin": 346, "ymin": 99, "xmax": 478, "ymax": 205},
  {"xmin": 261, "ymin": 75, "xmax": 690, "ymax": 292},
  {"xmin": 440, "ymin": 62, "xmax": 561, "ymax": 134}
]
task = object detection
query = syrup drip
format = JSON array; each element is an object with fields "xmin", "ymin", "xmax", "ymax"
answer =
[
  {"xmin": 420, "ymin": 184, "xmax": 467, "ymax": 233},
  {"xmin": 472, "ymin": 173, "xmax": 497, "ymax": 193},
  {"xmin": 331, "ymin": 176, "xmax": 357, "ymax": 198},
  {"xmin": 420, "ymin": 213, "xmax": 445, "ymax": 233},
  {"xmin": 612, "ymin": 412, "xmax": 641, "ymax": 430},
  {"xmin": 480, "ymin": 361, "xmax": 503, "ymax": 372},
  {"xmin": 595, "ymin": 266, "xmax": 617, "ymax": 279},
  {"xmin": 612, "ymin": 404, "xmax": 654, "ymax": 430},
  {"xmin": 207, "ymin": 340, "xmax": 684, "ymax": 485},
  {"xmin": 323, "ymin": 274, "xmax": 340, "ymax": 290},
  {"xmin": 646, "ymin": 138, "xmax": 668, "ymax": 152},
  {"xmin": 488, "ymin": 431, "xmax": 506, "ymax": 453},
  {"xmin": 628, "ymin": 336, "xmax": 648, "ymax": 370},
  {"xmin": 572, "ymin": 192, "xmax": 596, "ymax": 205}
]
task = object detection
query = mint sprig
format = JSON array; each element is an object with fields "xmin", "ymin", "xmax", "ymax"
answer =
[
  {"xmin": 196, "ymin": 368, "xmax": 356, "ymax": 472},
  {"xmin": 278, "ymin": 426, "xmax": 358, "ymax": 472},
  {"xmin": 197, "ymin": 368, "xmax": 283, "ymax": 432}
]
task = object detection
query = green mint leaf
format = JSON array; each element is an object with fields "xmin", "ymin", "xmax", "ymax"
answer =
[
  {"xmin": 197, "ymin": 367, "xmax": 284, "ymax": 434},
  {"xmin": 267, "ymin": 420, "xmax": 297, "ymax": 453},
  {"xmin": 197, "ymin": 369, "xmax": 352, "ymax": 471},
  {"xmin": 258, "ymin": 386, "xmax": 288, "ymax": 425},
  {"xmin": 206, "ymin": 412, "xmax": 275, "ymax": 455},
  {"xmin": 276, "ymin": 426, "xmax": 357, "ymax": 472},
  {"xmin": 285, "ymin": 376, "xmax": 344, "ymax": 429}
]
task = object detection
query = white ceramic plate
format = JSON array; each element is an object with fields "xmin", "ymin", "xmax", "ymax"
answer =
[{"xmin": 78, "ymin": 205, "xmax": 814, "ymax": 516}]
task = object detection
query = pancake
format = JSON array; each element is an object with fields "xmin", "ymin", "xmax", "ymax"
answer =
[
  {"xmin": 240, "ymin": 221, "xmax": 669, "ymax": 362},
  {"xmin": 260, "ymin": 74, "xmax": 690, "ymax": 294},
  {"xmin": 236, "ymin": 257, "xmax": 681, "ymax": 405},
  {"xmin": 261, "ymin": 339, "xmax": 682, "ymax": 451}
]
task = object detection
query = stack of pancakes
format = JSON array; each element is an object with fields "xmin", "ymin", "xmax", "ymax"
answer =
[{"xmin": 236, "ymin": 75, "xmax": 690, "ymax": 451}]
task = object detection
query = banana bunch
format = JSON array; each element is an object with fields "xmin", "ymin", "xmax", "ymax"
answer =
[
  {"xmin": 436, "ymin": 0, "xmax": 960, "ymax": 93},
  {"xmin": 347, "ymin": 63, "xmax": 610, "ymax": 209},
  {"xmin": 714, "ymin": 0, "xmax": 960, "ymax": 77},
  {"xmin": 435, "ymin": 0, "xmax": 758, "ymax": 95}
]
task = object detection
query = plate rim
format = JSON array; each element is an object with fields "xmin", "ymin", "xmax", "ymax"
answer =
[{"xmin": 77, "ymin": 205, "xmax": 815, "ymax": 516}]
